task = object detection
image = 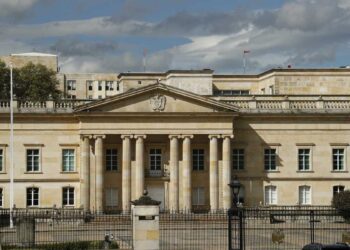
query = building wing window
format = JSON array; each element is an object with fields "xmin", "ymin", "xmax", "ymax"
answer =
[
  {"xmin": 98, "ymin": 81, "xmax": 103, "ymax": 91},
  {"xmin": 298, "ymin": 148, "xmax": 310, "ymax": 171},
  {"xmin": 192, "ymin": 149, "xmax": 204, "ymax": 171},
  {"xmin": 233, "ymin": 149, "xmax": 244, "ymax": 170},
  {"xmin": 264, "ymin": 149, "xmax": 276, "ymax": 171},
  {"xmin": 0, "ymin": 149, "xmax": 3, "ymax": 172},
  {"xmin": 67, "ymin": 80, "xmax": 76, "ymax": 91},
  {"xmin": 105, "ymin": 188, "xmax": 118, "ymax": 207},
  {"xmin": 299, "ymin": 185, "xmax": 311, "ymax": 205},
  {"xmin": 27, "ymin": 187, "xmax": 39, "ymax": 207},
  {"xmin": 192, "ymin": 187, "xmax": 205, "ymax": 205},
  {"xmin": 62, "ymin": 149, "xmax": 75, "ymax": 172},
  {"xmin": 106, "ymin": 81, "xmax": 114, "ymax": 91},
  {"xmin": 62, "ymin": 187, "xmax": 74, "ymax": 206},
  {"xmin": 333, "ymin": 185, "xmax": 345, "ymax": 197},
  {"xmin": 0, "ymin": 188, "xmax": 3, "ymax": 207},
  {"xmin": 333, "ymin": 148, "xmax": 345, "ymax": 171},
  {"xmin": 213, "ymin": 90, "xmax": 250, "ymax": 96},
  {"xmin": 264, "ymin": 185, "xmax": 277, "ymax": 205},
  {"xmin": 26, "ymin": 149, "xmax": 40, "ymax": 172},
  {"xmin": 106, "ymin": 149, "xmax": 118, "ymax": 171}
]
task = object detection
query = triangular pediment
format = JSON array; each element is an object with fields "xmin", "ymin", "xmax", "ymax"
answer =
[{"xmin": 74, "ymin": 83, "xmax": 239, "ymax": 113}]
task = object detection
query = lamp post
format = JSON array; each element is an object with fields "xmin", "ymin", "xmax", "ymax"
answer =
[
  {"xmin": 9, "ymin": 62, "xmax": 14, "ymax": 228},
  {"xmin": 228, "ymin": 176, "xmax": 241, "ymax": 209},
  {"xmin": 227, "ymin": 176, "xmax": 242, "ymax": 250}
]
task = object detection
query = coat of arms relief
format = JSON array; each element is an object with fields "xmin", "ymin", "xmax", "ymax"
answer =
[{"xmin": 150, "ymin": 94, "xmax": 166, "ymax": 111}]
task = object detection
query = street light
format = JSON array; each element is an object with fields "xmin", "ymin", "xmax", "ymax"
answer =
[{"xmin": 228, "ymin": 175, "xmax": 241, "ymax": 208}]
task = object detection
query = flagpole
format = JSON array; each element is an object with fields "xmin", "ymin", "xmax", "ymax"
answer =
[
  {"xmin": 243, "ymin": 52, "xmax": 246, "ymax": 74},
  {"xmin": 9, "ymin": 62, "xmax": 14, "ymax": 228}
]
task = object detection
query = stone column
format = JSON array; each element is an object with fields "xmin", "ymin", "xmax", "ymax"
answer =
[
  {"xmin": 169, "ymin": 135, "xmax": 180, "ymax": 211},
  {"xmin": 94, "ymin": 135, "xmax": 105, "ymax": 212},
  {"xmin": 135, "ymin": 135, "xmax": 146, "ymax": 199},
  {"xmin": 80, "ymin": 135, "xmax": 91, "ymax": 211},
  {"xmin": 182, "ymin": 135, "xmax": 193, "ymax": 210},
  {"xmin": 122, "ymin": 135, "xmax": 132, "ymax": 211},
  {"xmin": 209, "ymin": 135, "xmax": 219, "ymax": 211},
  {"xmin": 222, "ymin": 135, "xmax": 233, "ymax": 209}
]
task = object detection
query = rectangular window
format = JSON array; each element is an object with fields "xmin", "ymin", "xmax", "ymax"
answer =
[
  {"xmin": 106, "ymin": 149, "xmax": 118, "ymax": 171},
  {"xmin": 98, "ymin": 95, "xmax": 102, "ymax": 99},
  {"xmin": 149, "ymin": 149, "xmax": 162, "ymax": 171},
  {"xmin": 62, "ymin": 149, "xmax": 75, "ymax": 172},
  {"xmin": 98, "ymin": 81, "xmax": 103, "ymax": 91},
  {"xmin": 333, "ymin": 185, "xmax": 345, "ymax": 197},
  {"xmin": 0, "ymin": 188, "xmax": 3, "ymax": 207},
  {"xmin": 264, "ymin": 149, "xmax": 276, "ymax": 171},
  {"xmin": 116, "ymin": 82, "xmax": 120, "ymax": 91},
  {"xmin": 264, "ymin": 186, "xmax": 277, "ymax": 205},
  {"xmin": 106, "ymin": 81, "xmax": 114, "ymax": 91},
  {"xmin": 88, "ymin": 95, "xmax": 93, "ymax": 99},
  {"xmin": 299, "ymin": 186, "xmax": 311, "ymax": 205},
  {"xmin": 0, "ymin": 149, "xmax": 3, "ymax": 171},
  {"xmin": 87, "ymin": 80, "xmax": 93, "ymax": 91},
  {"xmin": 192, "ymin": 187, "xmax": 205, "ymax": 205},
  {"xmin": 27, "ymin": 187, "xmax": 39, "ymax": 207},
  {"xmin": 233, "ymin": 149, "xmax": 244, "ymax": 170},
  {"xmin": 105, "ymin": 188, "xmax": 118, "ymax": 207},
  {"xmin": 333, "ymin": 148, "xmax": 345, "ymax": 171},
  {"xmin": 67, "ymin": 80, "xmax": 76, "ymax": 91},
  {"xmin": 63, "ymin": 187, "xmax": 74, "ymax": 206},
  {"xmin": 298, "ymin": 148, "xmax": 310, "ymax": 171},
  {"xmin": 192, "ymin": 149, "xmax": 204, "ymax": 171},
  {"xmin": 26, "ymin": 149, "xmax": 40, "ymax": 172}
]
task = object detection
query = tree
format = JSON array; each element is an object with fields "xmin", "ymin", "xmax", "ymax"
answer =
[
  {"xmin": 332, "ymin": 190, "xmax": 350, "ymax": 223},
  {"xmin": 0, "ymin": 61, "xmax": 61, "ymax": 102}
]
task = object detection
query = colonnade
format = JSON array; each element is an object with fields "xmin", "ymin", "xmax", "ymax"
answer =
[{"xmin": 80, "ymin": 134, "xmax": 233, "ymax": 212}]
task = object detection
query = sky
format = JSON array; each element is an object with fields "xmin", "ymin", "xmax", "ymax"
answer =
[{"xmin": 1, "ymin": 0, "xmax": 350, "ymax": 74}]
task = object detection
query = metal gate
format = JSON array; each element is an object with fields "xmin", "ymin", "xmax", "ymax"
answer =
[{"xmin": 228, "ymin": 208, "xmax": 245, "ymax": 250}]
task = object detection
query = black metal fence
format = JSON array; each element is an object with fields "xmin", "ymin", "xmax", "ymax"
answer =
[
  {"xmin": 0, "ymin": 209, "xmax": 132, "ymax": 249},
  {"xmin": 0, "ymin": 207, "xmax": 349, "ymax": 250}
]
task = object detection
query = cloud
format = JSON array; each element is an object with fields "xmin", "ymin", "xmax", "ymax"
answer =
[{"xmin": 0, "ymin": 0, "xmax": 38, "ymax": 19}]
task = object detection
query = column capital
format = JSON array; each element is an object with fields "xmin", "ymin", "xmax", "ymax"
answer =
[
  {"xmin": 134, "ymin": 134, "xmax": 147, "ymax": 139},
  {"xmin": 181, "ymin": 135, "xmax": 193, "ymax": 139},
  {"xmin": 221, "ymin": 134, "xmax": 234, "ymax": 139},
  {"xmin": 169, "ymin": 135, "xmax": 181, "ymax": 139},
  {"xmin": 121, "ymin": 134, "xmax": 133, "ymax": 139},
  {"xmin": 208, "ymin": 135, "xmax": 221, "ymax": 139},
  {"xmin": 93, "ymin": 134, "xmax": 106, "ymax": 139},
  {"xmin": 80, "ymin": 134, "xmax": 93, "ymax": 139}
]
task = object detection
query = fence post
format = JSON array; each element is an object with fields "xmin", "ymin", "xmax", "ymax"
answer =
[
  {"xmin": 239, "ymin": 209, "xmax": 244, "ymax": 250},
  {"xmin": 228, "ymin": 209, "xmax": 232, "ymax": 250},
  {"xmin": 310, "ymin": 210, "xmax": 315, "ymax": 244}
]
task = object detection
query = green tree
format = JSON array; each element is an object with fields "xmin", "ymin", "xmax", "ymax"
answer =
[
  {"xmin": 332, "ymin": 190, "xmax": 350, "ymax": 222},
  {"xmin": 0, "ymin": 61, "xmax": 61, "ymax": 102}
]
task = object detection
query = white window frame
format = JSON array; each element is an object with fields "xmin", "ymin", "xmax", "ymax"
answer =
[
  {"xmin": 26, "ymin": 148, "xmax": 41, "ymax": 172},
  {"xmin": 332, "ymin": 147, "xmax": 346, "ymax": 171},
  {"xmin": 62, "ymin": 187, "xmax": 75, "ymax": 206},
  {"xmin": 98, "ymin": 81, "xmax": 103, "ymax": 91},
  {"xmin": 149, "ymin": 148, "xmax": 162, "ymax": 171},
  {"xmin": 298, "ymin": 148, "xmax": 312, "ymax": 171},
  {"xmin": 232, "ymin": 148, "xmax": 245, "ymax": 170},
  {"xmin": 192, "ymin": 149, "xmax": 205, "ymax": 171},
  {"xmin": 264, "ymin": 185, "xmax": 277, "ymax": 205},
  {"xmin": 26, "ymin": 187, "xmax": 39, "ymax": 207},
  {"xmin": 87, "ymin": 80, "xmax": 93, "ymax": 91},
  {"xmin": 106, "ymin": 81, "xmax": 114, "ymax": 91},
  {"xmin": 106, "ymin": 148, "xmax": 118, "ymax": 171},
  {"xmin": 67, "ymin": 80, "xmax": 76, "ymax": 91},
  {"xmin": 192, "ymin": 187, "xmax": 205, "ymax": 206},
  {"xmin": 264, "ymin": 148, "xmax": 277, "ymax": 171},
  {"xmin": 105, "ymin": 188, "xmax": 119, "ymax": 208},
  {"xmin": 62, "ymin": 149, "xmax": 76, "ymax": 172},
  {"xmin": 298, "ymin": 185, "xmax": 312, "ymax": 205},
  {"xmin": 333, "ymin": 185, "xmax": 345, "ymax": 197},
  {"xmin": 0, "ymin": 146, "xmax": 5, "ymax": 172}
]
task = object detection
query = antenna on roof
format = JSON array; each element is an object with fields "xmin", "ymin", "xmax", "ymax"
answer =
[{"xmin": 243, "ymin": 50, "xmax": 250, "ymax": 74}]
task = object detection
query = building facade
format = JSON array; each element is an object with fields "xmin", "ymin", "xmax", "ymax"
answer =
[{"xmin": 0, "ymin": 53, "xmax": 350, "ymax": 211}]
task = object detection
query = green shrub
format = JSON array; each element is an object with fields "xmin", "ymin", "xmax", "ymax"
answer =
[{"xmin": 332, "ymin": 190, "xmax": 350, "ymax": 222}]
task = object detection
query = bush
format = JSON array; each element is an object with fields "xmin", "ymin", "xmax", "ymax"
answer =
[{"xmin": 332, "ymin": 190, "xmax": 350, "ymax": 222}]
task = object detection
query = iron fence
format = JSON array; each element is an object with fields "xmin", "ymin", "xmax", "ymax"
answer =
[{"xmin": 0, "ymin": 209, "xmax": 132, "ymax": 249}]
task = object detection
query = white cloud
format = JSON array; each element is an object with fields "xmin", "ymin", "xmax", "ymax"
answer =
[{"xmin": 0, "ymin": 0, "xmax": 38, "ymax": 17}]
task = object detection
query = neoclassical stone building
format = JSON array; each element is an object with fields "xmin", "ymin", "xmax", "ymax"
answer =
[{"xmin": 1, "ymin": 53, "xmax": 350, "ymax": 211}]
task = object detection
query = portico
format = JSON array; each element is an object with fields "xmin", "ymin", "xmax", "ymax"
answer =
[{"xmin": 76, "ymin": 83, "xmax": 238, "ymax": 211}]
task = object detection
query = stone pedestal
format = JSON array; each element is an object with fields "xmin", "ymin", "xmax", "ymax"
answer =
[
  {"xmin": 131, "ymin": 191, "xmax": 161, "ymax": 250},
  {"xmin": 16, "ymin": 217, "xmax": 35, "ymax": 247}
]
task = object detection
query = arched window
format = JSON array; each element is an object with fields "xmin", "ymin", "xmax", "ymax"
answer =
[
  {"xmin": 299, "ymin": 185, "xmax": 311, "ymax": 205},
  {"xmin": 264, "ymin": 185, "xmax": 277, "ymax": 205}
]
